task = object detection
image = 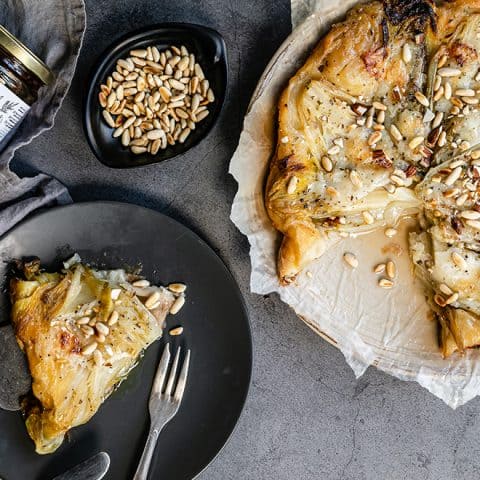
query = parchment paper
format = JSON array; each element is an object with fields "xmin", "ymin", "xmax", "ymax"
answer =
[{"xmin": 229, "ymin": 0, "xmax": 480, "ymax": 408}]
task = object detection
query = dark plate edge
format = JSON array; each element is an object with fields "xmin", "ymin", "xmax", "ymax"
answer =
[{"xmin": 0, "ymin": 200, "xmax": 253, "ymax": 480}]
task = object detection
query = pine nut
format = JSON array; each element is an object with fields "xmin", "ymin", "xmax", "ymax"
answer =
[
  {"xmin": 460, "ymin": 210, "xmax": 480, "ymax": 220},
  {"xmin": 373, "ymin": 101, "xmax": 387, "ymax": 111},
  {"xmin": 456, "ymin": 88, "xmax": 475, "ymax": 97},
  {"xmin": 287, "ymin": 176, "xmax": 298, "ymax": 194},
  {"xmin": 415, "ymin": 91, "xmax": 429, "ymax": 107},
  {"xmin": 110, "ymin": 288, "xmax": 122, "ymax": 300},
  {"xmin": 321, "ymin": 156, "xmax": 333, "ymax": 172},
  {"xmin": 168, "ymin": 283, "xmax": 187, "ymax": 294},
  {"xmin": 451, "ymin": 252, "xmax": 467, "ymax": 269},
  {"xmin": 77, "ymin": 316, "xmax": 90, "ymax": 325},
  {"xmin": 408, "ymin": 136, "xmax": 424, "ymax": 150},
  {"xmin": 438, "ymin": 131, "xmax": 447, "ymax": 147},
  {"xmin": 328, "ymin": 145, "xmax": 341, "ymax": 155},
  {"xmin": 445, "ymin": 292, "xmax": 459, "ymax": 305},
  {"xmin": 170, "ymin": 295, "xmax": 185, "ymax": 314},
  {"xmin": 102, "ymin": 110, "xmax": 115, "ymax": 127},
  {"xmin": 432, "ymin": 111, "xmax": 443, "ymax": 129},
  {"xmin": 96, "ymin": 322, "xmax": 109, "ymax": 336},
  {"xmin": 444, "ymin": 166, "xmax": 462, "ymax": 185},
  {"xmin": 169, "ymin": 326, "xmax": 184, "ymax": 336},
  {"xmin": 374, "ymin": 263, "xmax": 386, "ymax": 274},
  {"xmin": 343, "ymin": 252, "xmax": 358, "ymax": 268},
  {"xmin": 389, "ymin": 124, "xmax": 402, "ymax": 141},
  {"xmin": 145, "ymin": 292, "xmax": 161, "ymax": 309},
  {"xmin": 438, "ymin": 67, "xmax": 461, "ymax": 77},
  {"xmin": 83, "ymin": 322, "xmax": 96, "ymax": 334},
  {"xmin": 108, "ymin": 310, "xmax": 119, "ymax": 326},
  {"xmin": 368, "ymin": 131, "xmax": 382, "ymax": 145},
  {"xmin": 386, "ymin": 261, "xmax": 396, "ymax": 279},
  {"xmin": 350, "ymin": 170, "xmax": 363, "ymax": 188},
  {"xmin": 378, "ymin": 278, "xmax": 394, "ymax": 289},
  {"xmin": 433, "ymin": 86, "xmax": 444, "ymax": 101},
  {"xmin": 444, "ymin": 81, "xmax": 452, "ymax": 100},
  {"xmin": 402, "ymin": 43, "xmax": 412, "ymax": 63},
  {"xmin": 82, "ymin": 342, "xmax": 98, "ymax": 356},
  {"xmin": 466, "ymin": 219, "xmax": 480, "ymax": 230}
]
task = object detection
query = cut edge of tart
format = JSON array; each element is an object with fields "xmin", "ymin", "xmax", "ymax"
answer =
[{"xmin": 265, "ymin": 0, "xmax": 480, "ymax": 356}]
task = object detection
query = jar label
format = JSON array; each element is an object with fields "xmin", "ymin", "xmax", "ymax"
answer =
[{"xmin": 0, "ymin": 83, "xmax": 30, "ymax": 144}]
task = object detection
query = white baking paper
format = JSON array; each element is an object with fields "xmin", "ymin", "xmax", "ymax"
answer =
[{"xmin": 229, "ymin": 0, "xmax": 480, "ymax": 408}]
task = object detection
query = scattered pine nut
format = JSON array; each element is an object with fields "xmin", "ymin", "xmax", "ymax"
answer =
[
  {"xmin": 287, "ymin": 176, "xmax": 298, "ymax": 194},
  {"xmin": 170, "ymin": 295, "xmax": 186, "ymax": 314},
  {"xmin": 145, "ymin": 291, "xmax": 161, "ymax": 309},
  {"xmin": 374, "ymin": 263, "xmax": 386, "ymax": 274},
  {"xmin": 343, "ymin": 252, "xmax": 358, "ymax": 269},
  {"xmin": 445, "ymin": 292, "xmax": 459, "ymax": 305},
  {"xmin": 82, "ymin": 342, "xmax": 98, "ymax": 356},
  {"xmin": 451, "ymin": 251, "xmax": 467, "ymax": 269},
  {"xmin": 169, "ymin": 326, "xmax": 184, "ymax": 336},
  {"xmin": 408, "ymin": 136, "xmax": 424, "ymax": 150},
  {"xmin": 402, "ymin": 43, "xmax": 412, "ymax": 63},
  {"xmin": 168, "ymin": 283, "xmax": 187, "ymax": 294},
  {"xmin": 386, "ymin": 261, "xmax": 396, "ymax": 279},
  {"xmin": 378, "ymin": 278, "xmax": 394, "ymax": 289},
  {"xmin": 439, "ymin": 283, "xmax": 453, "ymax": 296},
  {"xmin": 414, "ymin": 91, "xmax": 429, "ymax": 107},
  {"xmin": 438, "ymin": 67, "xmax": 461, "ymax": 77}
]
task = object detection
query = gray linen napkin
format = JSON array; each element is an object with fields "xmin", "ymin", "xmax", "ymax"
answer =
[
  {"xmin": 0, "ymin": 0, "xmax": 86, "ymax": 236},
  {"xmin": 0, "ymin": 1, "xmax": 85, "ymax": 411}
]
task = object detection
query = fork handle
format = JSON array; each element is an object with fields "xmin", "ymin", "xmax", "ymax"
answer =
[{"xmin": 132, "ymin": 427, "xmax": 161, "ymax": 480}]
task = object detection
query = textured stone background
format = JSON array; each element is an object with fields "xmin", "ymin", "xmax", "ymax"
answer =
[{"xmin": 11, "ymin": 0, "xmax": 480, "ymax": 479}]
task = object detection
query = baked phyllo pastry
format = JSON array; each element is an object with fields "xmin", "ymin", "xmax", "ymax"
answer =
[
  {"xmin": 9, "ymin": 257, "xmax": 181, "ymax": 454},
  {"xmin": 265, "ymin": 0, "xmax": 480, "ymax": 356}
]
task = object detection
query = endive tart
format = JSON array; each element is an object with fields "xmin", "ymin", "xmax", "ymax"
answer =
[
  {"xmin": 9, "ymin": 257, "xmax": 181, "ymax": 454},
  {"xmin": 266, "ymin": 0, "xmax": 480, "ymax": 356}
]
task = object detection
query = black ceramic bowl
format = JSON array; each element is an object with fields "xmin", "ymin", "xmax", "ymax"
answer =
[{"xmin": 84, "ymin": 24, "xmax": 227, "ymax": 168}]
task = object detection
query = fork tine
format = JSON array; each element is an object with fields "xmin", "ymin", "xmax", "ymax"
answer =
[
  {"xmin": 152, "ymin": 343, "xmax": 171, "ymax": 395},
  {"xmin": 164, "ymin": 347, "xmax": 181, "ymax": 396},
  {"xmin": 174, "ymin": 349, "xmax": 190, "ymax": 403}
]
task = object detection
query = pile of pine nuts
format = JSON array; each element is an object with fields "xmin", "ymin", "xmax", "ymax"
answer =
[{"xmin": 98, "ymin": 44, "xmax": 214, "ymax": 155}]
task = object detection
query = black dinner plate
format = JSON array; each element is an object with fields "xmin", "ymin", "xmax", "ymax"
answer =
[
  {"xmin": 0, "ymin": 202, "xmax": 251, "ymax": 480},
  {"xmin": 84, "ymin": 24, "xmax": 227, "ymax": 168}
]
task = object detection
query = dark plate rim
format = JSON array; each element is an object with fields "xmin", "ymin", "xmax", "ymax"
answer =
[
  {"xmin": 83, "ymin": 23, "xmax": 228, "ymax": 169},
  {"xmin": 0, "ymin": 200, "xmax": 253, "ymax": 480}
]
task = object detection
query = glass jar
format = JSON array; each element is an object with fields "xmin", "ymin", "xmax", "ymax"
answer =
[{"xmin": 0, "ymin": 25, "xmax": 54, "ymax": 150}]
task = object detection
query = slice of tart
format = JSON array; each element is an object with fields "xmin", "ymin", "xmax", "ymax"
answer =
[{"xmin": 9, "ymin": 257, "xmax": 180, "ymax": 454}]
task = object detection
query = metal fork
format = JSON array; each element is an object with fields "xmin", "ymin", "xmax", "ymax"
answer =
[{"xmin": 133, "ymin": 343, "xmax": 190, "ymax": 480}]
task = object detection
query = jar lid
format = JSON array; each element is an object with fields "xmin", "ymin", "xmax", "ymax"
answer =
[{"xmin": 0, "ymin": 25, "xmax": 54, "ymax": 86}]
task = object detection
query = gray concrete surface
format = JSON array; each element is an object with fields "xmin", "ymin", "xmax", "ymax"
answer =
[{"xmin": 11, "ymin": 0, "xmax": 480, "ymax": 479}]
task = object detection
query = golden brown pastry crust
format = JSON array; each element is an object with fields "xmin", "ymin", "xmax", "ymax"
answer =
[
  {"xmin": 266, "ymin": 0, "xmax": 480, "ymax": 285},
  {"xmin": 266, "ymin": 1, "xmax": 433, "ymax": 284}
]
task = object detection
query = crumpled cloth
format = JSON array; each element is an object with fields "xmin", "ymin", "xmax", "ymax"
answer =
[{"xmin": 0, "ymin": 0, "xmax": 86, "ymax": 236}]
